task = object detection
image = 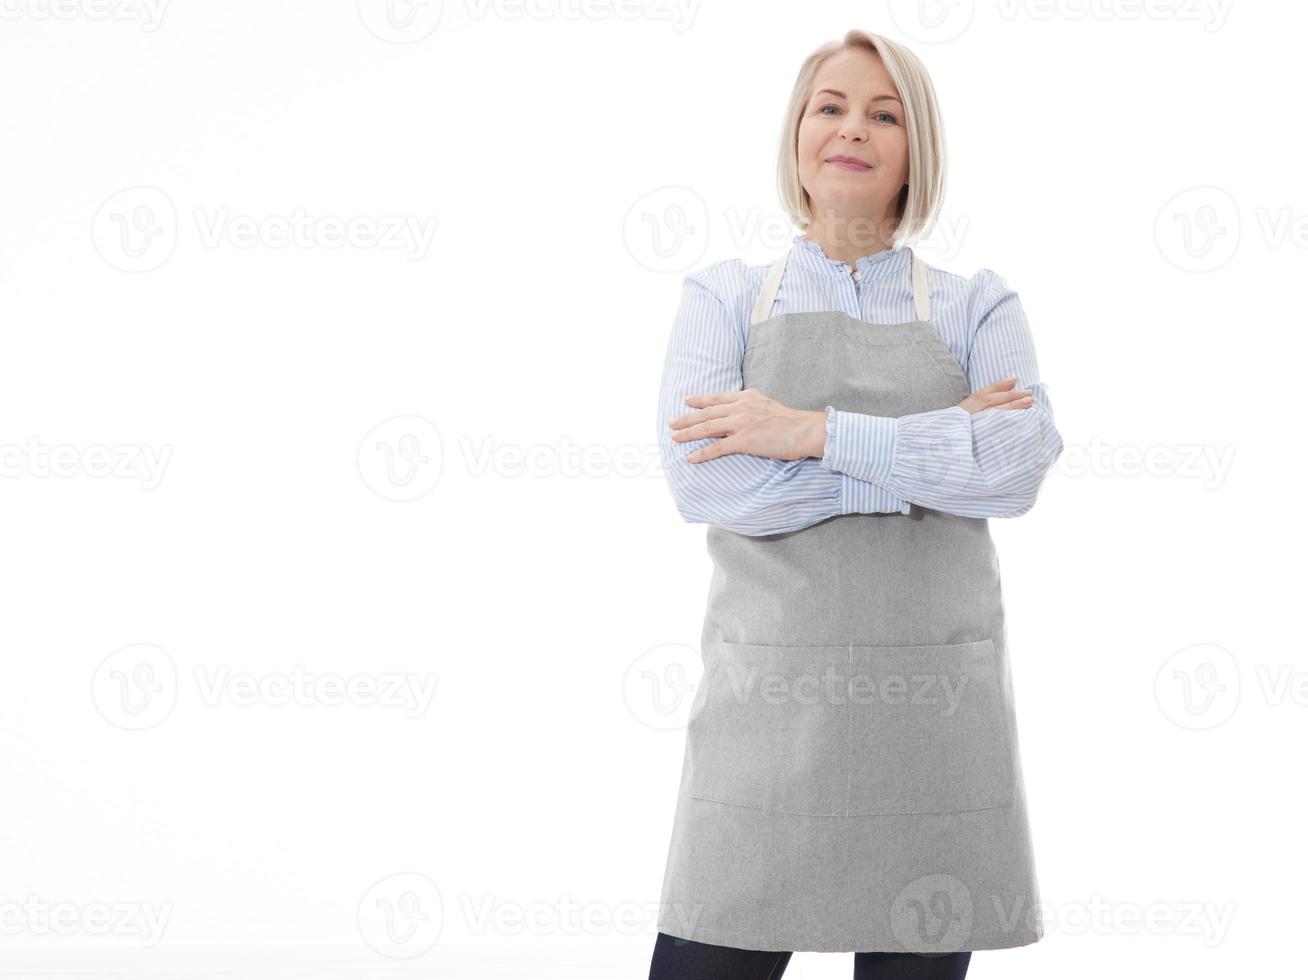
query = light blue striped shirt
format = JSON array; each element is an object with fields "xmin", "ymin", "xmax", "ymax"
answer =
[{"xmin": 657, "ymin": 233, "xmax": 1064, "ymax": 536}]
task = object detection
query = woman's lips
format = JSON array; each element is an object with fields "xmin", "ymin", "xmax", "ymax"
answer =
[{"xmin": 826, "ymin": 158, "xmax": 873, "ymax": 172}]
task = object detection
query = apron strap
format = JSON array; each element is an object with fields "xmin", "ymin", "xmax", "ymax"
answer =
[
  {"xmin": 910, "ymin": 246, "xmax": 931, "ymax": 322},
  {"xmin": 751, "ymin": 250, "xmax": 790, "ymax": 326}
]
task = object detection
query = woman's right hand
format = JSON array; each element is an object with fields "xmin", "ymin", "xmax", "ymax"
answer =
[{"xmin": 959, "ymin": 377, "xmax": 1033, "ymax": 415}]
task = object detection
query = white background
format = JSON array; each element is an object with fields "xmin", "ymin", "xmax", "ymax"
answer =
[{"xmin": 1, "ymin": 1, "xmax": 1303, "ymax": 977}]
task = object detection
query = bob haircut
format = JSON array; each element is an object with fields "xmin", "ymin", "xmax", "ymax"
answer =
[{"xmin": 777, "ymin": 29, "xmax": 945, "ymax": 247}]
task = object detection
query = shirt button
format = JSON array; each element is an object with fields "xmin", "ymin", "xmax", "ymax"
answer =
[{"xmin": 851, "ymin": 270, "xmax": 862, "ymax": 282}]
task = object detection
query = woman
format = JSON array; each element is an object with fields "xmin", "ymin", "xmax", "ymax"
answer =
[{"xmin": 648, "ymin": 30, "xmax": 1063, "ymax": 980}]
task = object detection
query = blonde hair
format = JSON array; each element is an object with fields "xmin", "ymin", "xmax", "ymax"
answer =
[{"xmin": 777, "ymin": 30, "xmax": 945, "ymax": 247}]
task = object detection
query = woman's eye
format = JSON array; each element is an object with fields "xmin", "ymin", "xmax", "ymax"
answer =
[{"xmin": 817, "ymin": 105, "xmax": 897, "ymax": 123}]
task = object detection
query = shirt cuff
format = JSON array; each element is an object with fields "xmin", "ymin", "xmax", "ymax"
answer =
[
  {"xmin": 839, "ymin": 473, "xmax": 912, "ymax": 516},
  {"xmin": 820, "ymin": 406, "xmax": 898, "ymax": 486}
]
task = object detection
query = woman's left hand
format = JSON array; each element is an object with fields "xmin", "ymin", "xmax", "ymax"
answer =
[{"xmin": 668, "ymin": 388, "xmax": 826, "ymax": 463}]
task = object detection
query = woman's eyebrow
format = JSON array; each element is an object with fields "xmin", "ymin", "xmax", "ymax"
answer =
[{"xmin": 812, "ymin": 88, "xmax": 903, "ymax": 104}]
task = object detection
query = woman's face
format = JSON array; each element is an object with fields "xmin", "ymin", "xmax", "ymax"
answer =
[{"xmin": 796, "ymin": 47, "xmax": 909, "ymax": 239}]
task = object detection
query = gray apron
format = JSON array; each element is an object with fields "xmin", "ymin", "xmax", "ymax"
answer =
[{"xmin": 656, "ymin": 244, "xmax": 1043, "ymax": 953}]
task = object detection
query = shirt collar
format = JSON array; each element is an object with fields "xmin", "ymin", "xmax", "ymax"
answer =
[{"xmin": 790, "ymin": 233, "xmax": 908, "ymax": 281}]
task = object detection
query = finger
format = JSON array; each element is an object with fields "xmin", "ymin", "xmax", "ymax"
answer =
[
  {"xmin": 976, "ymin": 377, "xmax": 1019, "ymax": 392},
  {"xmin": 668, "ymin": 406, "xmax": 708, "ymax": 429},
  {"xmin": 683, "ymin": 391, "xmax": 741, "ymax": 409},
  {"xmin": 674, "ymin": 417, "xmax": 733, "ymax": 442},
  {"xmin": 981, "ymin": 388, "xmax": 1032, "ymax": 406},
  {"xmin": 687, "ymin": 428, "xmax": 752, "ymax": 461},
  {"xmin": 687, "ymin": 437, "xmax": 731, "ymax": 463},
  {"xmin": 960, "ymin": 387, "xmax": 1032, "ymax": 413},
  {"xmin": 670, "ymin": 394, "xmax": 741, "ymax": 428},
  {"xmin": 669, "ymin": 403, "xmax": 734, "ymax": 431}
]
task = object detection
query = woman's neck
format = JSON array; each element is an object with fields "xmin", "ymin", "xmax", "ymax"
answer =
[{"xmin": 802, "ymin": 214, "xmax": 897, "ymax": 269}]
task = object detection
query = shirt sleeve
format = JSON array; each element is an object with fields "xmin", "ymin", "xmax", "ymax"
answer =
[
  {"xmin": 657, "ymin": 263, "xmax": 909, "ymax": 537},
  {"xmin": 818, "ymin": 268, "xmax": 1064, "ymax": 518}
]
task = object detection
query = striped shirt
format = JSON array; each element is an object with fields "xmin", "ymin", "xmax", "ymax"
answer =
[{"xmin": 656, "ymin": 233, "xmax": 1064, "ymax": 536}]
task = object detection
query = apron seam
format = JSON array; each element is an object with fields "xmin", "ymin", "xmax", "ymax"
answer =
[
  {"xmin": 846, "ymin": 643, "xmax": 853, "ymax": 818},
  {"xmin": 686, "ymin": 793, "xmax": 1016, "ymax": 818}
]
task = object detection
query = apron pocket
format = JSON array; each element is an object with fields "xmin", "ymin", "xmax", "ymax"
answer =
[
  {"xmin": 688, "ymin": 642, "xmax": 850, "ymax": 817},
  {"xmin": 846, "ymin": 638, "xmax": 1014, "ymax": 815}
]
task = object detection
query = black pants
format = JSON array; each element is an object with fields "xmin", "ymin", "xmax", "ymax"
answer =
[{"xmin": 648, "ymin": 932, "xmax": 972, "ymax": 980}]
